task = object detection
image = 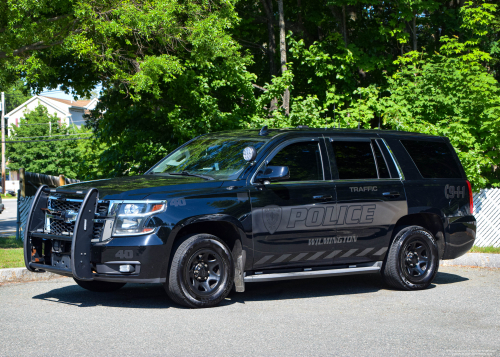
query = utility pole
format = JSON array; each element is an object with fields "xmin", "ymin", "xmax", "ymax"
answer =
[
  {"xmin": 277, "ymin": 0, "xmax": 290, "ymax": 116},
  {"xmin": 1, "ymin": 92, "xmax": 5, "ymax": 194}
]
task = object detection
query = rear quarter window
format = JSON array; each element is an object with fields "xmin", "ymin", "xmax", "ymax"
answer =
[{"xmin": 400, "ymin": 139, "xmax": 462, "ymax": 179}]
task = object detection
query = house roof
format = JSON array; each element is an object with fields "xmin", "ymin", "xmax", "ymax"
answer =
[
  {"xmin": 5, "ymin": 95, "xmax": 67, "ymax": 118},
  {"xmin": 41, "ymin": 96, "xmax": 93, "ymax": 108}
]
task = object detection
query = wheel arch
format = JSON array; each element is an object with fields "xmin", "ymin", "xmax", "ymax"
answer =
[
  {"xmin": 161, "ymin": 215, "xmax": 246, "ymax": 279},
  {"xmin": 391, "ymin": 213, "xmax": 445, "ymax": 259}
]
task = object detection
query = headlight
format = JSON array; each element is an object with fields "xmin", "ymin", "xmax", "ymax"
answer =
[{"xmin": 107, "ymin": 200, "xmax": 166, "ymax": 236}]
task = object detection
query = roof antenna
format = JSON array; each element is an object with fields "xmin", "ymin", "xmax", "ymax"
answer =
[{"xmin": 259, "ymin": 125, "xmax": 269, "ymax": 136}]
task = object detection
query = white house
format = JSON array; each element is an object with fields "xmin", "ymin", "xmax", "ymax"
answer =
[{"xmin": 5, "ymin": 95, "xmax": 98, "ymax": 136}]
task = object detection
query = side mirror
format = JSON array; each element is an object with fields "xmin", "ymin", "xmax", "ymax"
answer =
[{"xmin": 255, "ymin": 166, "xmax": 290, "ymax": 183}]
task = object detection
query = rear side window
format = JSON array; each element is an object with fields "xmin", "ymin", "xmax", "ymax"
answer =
[
  {"xmin": 332, "ymin": 141, "xmax": 378, "ymax": 179},
  {"xmin": 400, "ymin": 140, "xmax": 462, "ymax": 179}
]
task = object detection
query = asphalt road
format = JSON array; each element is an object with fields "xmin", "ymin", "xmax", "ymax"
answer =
[
  {"xmin": 0, "ymin": 266, "xmax": 499, "ymax": 356},
  {"xmin": 0, "ymin": 199, "xmax": 17, "ymax": 235}
]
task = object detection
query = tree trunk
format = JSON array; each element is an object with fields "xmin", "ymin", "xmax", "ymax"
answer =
[
  {"xmin": 260, "ymin": 0, "xmax": 278, "ymax": 111},
  {"xmin": 277, "ymin": 0, "xmax": 290, "ymax": 116},
  {"xmin": 412, "ymin": 13, "xmax": 417, "ymax": 51},
  {"xmin": 342, "ymin": 5, "xmax": 348, "ymax": 47}
]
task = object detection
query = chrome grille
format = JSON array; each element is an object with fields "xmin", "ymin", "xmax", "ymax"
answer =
[
  {"xmin": 48, "ymin": 198, "xmax": 82, "ymax": 212},
  {"xmin": 46, "ymin": 198, "xmax": 83, "ymax": 236},
  {"xmin": 92, "ymin": 201, "xmax": 110, "ymax": 241},
  {"xmin": 93, "ymin": 222, "xmax": 105, "ymax": 240},
  {"xmin": 50, "ymin": 220, "xmax": 75, "ymax": 236}
]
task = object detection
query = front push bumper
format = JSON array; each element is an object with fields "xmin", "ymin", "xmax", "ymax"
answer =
[{"xmin": 24, "ymin": 185, "xmax": 168, "ymax": 284}]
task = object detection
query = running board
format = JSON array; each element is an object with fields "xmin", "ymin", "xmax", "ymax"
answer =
[{"xmin": 244, "ymin": 263, "xmax": 382, "ymax": 283}]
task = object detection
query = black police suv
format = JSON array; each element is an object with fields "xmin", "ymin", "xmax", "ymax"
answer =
[{"xmin": 24, "ymin": 127, "xmax": 476, "ymax": 308}]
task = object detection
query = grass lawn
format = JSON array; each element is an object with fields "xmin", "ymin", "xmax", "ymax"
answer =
[
  {"xmin": 0, "ymin": 237, "xmax": 24, "ymax": 269},
  {"xmin": 0, "ymin": 249, "xmax": 24, "ymax": 269},
  {"xmin": 1, "ymin": 193, "xmax": 17, "ymax": 199},
  {"xmin": 0, "ymin": 237, "xmax": 23, "ymax": 249},
  {"xmin": 469, "ymin": 246, "xmax": 500, "ymax": 254}
]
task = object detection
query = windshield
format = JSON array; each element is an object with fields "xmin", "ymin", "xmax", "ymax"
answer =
[{"xmin": 148, "ymin": 136, "xmax": 269, "ymax": 180}]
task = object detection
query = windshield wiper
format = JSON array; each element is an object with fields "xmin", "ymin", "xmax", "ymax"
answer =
[{"xmin": 167, "ymin": 171, "xmax": 214, "ymax": 180}]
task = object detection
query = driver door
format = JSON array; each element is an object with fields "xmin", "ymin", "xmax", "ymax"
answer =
[{"xmin": 249, "ymin": 137, "xmax": 338, "ymax": 270}]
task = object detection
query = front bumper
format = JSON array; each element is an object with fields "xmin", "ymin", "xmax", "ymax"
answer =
[
  {"xmin": 443, "ymin": 216, "xmax": 476, "ymax": 260},
  {"xmin": 24, "ymin": 186, "xmax": 169, "ymax": 284}
]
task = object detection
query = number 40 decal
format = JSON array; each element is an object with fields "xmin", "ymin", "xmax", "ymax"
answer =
[
  {"xmin": 170, "ymin": 197, "xmax": 186, "ymax": 207},
  {"xmin": 115, "ymin": 250, "xmax": 134, "ymax": 259}
]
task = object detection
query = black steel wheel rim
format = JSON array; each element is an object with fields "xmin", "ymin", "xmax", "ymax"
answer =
[
  {"xmin": 185, "ymin": 248, "xmax": 225, "ymax": 296},
  {"xmin": 400, "ymin": 237, "xmax": 432, "ymax": 281}
]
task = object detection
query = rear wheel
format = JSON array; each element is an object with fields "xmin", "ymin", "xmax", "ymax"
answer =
[
  {"xmin": 73, "ymin": 278, "xmax": 126, "ymax": 292},
  {"xmin": 383, "ymin": 226, "xmax": 439, "ymax": 290},
  {"xmin": 165, "ymin": 234, "xmax": 234, "ymax": 308}
]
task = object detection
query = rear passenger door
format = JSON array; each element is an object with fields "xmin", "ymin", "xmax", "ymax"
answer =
[{"xmin": 325, "ymin": 137, "xmax": 408, "ymax": 264}]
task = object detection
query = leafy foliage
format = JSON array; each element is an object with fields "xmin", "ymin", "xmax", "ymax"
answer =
[
  {"xmin": 6, "ymin": 105, "xmax": 91, "ymax": 179},
  {"xmin": 1, "ymin": 0, "xmax": 500, "ymax": 188}
]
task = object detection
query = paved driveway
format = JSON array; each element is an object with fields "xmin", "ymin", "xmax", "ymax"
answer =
[
  {"xmin": 0, "ymin": 266, "xmax": 499, "ymax": 356},
  {"xmin": 0, "ymin": 199, "xmax": 17, "ymax": 235}
]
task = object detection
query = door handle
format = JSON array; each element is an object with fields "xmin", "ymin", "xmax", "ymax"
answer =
[
  {"xmin": 313, "ymin": 195, "xmax": 333, "ymax": 201},
  {"xmin": 383, "ymin": 192, "xmax": 400, "ymax": 198}
]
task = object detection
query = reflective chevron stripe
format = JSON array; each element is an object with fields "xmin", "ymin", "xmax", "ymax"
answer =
[
  {"xmin": 254, "ymin": 247, "xmax": 389, "ymax": 265},
  {"xmin": 357, "ymin": 248, "xmax": 374, "ymax": 257},
  {"xmin": 373, "ymin": 247, "xmax": 388, "ymax": 256}
]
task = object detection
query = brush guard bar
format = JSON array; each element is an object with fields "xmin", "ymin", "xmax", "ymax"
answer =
[{"xmin": 24, "ymin": 185, "xmax": 99, "ymax": 281}]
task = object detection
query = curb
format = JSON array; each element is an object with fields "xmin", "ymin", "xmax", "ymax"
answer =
[
  {"xmin": 0, "ymin": 267, "xmax": 66, "ymax": 284},
  {"xmin": 440, "ymin": 253, "xmax": 500, "ymax": 269}
]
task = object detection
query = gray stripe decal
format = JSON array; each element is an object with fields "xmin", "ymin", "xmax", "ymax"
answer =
[
  {"xmin": 255, "ymin": 255, "xmax": 274, "ymax": 265},
  {"xmin": 290, "ymin": 253, "xmax": 308, "ymax": 262},
  {"xmin": 307, "ymin": 251, "xmax": 326, "ymax": 261},
  {"xmin": 373, "ymin": 247, "xmax": 388, "ymax": 256},
  {"xmin": 341, "ymin": 249, "xmax": 358, "ymax": 258},
  {"xmin": 273, "ymin": 254, "xmax": 291, "ymax": 263},
  {"xmin": 324, "ymin": 250, "xmax": 342, "ymax": 259},
  {"xmin": 357, "ymin": 248, "xmax": 374, "ymax": 257}
]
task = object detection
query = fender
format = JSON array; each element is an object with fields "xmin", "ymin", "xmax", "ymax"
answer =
[{"xmin": 160, "ymin": 214, "xmax": 248, "ymax": 280}]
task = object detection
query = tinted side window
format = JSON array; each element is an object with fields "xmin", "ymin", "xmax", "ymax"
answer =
[
  {"xmin": 373, "ymin": 141, "xmax": 391, "ymax": 178},
  {"xmin": 332, "ymin": 141, "xmax": 378, "ymax": 179},
  {"xmin": 269, "ymin": 141, "xmax": 323, "ymax": 181},
  {"xmin": 400, "ymin": 140, "xmax": 462, "ymax": 179}
]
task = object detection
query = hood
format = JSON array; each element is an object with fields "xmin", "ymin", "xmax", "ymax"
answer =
[{"xmin": 63, "ymin": 175, "xmax": 224, "ymax": 200}]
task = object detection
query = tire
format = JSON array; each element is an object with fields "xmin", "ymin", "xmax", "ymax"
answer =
[
  {"xmin": 382, "ymin": 226, "xmax": 439, "ymax": 290},
  {"xmin": 165, "ymin": 234, "xmax": 234, "ymax": 308},
  {"xmin": 73, "ymin": 278, "xmax": 126, "ymax": 292}
]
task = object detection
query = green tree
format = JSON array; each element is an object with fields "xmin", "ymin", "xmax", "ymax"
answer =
[
  {"xmin": 1, "ymin": 80, "xmax": 31, "ymax": 113},
  {"xmin": 1, "ymin": 0, "xmax": 500, "ymax": 188},
  {"xmin": 6, "ymin": 105, "xmax": 88, "ymax": 178}
]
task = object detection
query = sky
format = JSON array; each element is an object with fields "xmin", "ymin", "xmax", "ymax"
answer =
[{"xmin": 38, "ymin": 84, "xmax": 102, "ymax": 100}]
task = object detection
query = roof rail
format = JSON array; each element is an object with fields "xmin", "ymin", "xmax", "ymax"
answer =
[{"xmin": 296, "ymin": 125, "xmax": 309, "ymax": 129}]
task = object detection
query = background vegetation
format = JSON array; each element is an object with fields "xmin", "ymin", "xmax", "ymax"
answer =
[{"xmin": 0, "ymin": 0, "xmax": 499, "ymax": 188}]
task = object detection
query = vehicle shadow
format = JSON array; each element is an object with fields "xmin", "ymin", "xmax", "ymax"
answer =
[{"xmin": 32, "ymin": 270, "xmax": 468, "ymax": 309}]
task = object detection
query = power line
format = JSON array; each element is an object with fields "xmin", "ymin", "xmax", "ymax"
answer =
[
  {"xmin": 10, "ymin": 122, "xmax": 53, "ymax": 126},
  {"xmin": 10, "ymin": 133, "xmax": 92, "ymax": 139},
  {"xmin": 2, "ymin": 137, "xmax": 91, "ymax": 143}
]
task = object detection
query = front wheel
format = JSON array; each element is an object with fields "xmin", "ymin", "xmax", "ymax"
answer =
[
  {"xmin": 165, "ymin": 234, "xmax": 234, "ymax": 308},
  {"xmin": 73, "ymin": 278, "xmax": 126, "ymax": 292},
  {"xmin": 382, "ymin": 226, "xmax": 439, "ymax": 290}
]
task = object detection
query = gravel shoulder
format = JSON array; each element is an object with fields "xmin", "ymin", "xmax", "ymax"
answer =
[{"xmin": 0, "ymin": 266, "xmax": 498, "ymax": 356}]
